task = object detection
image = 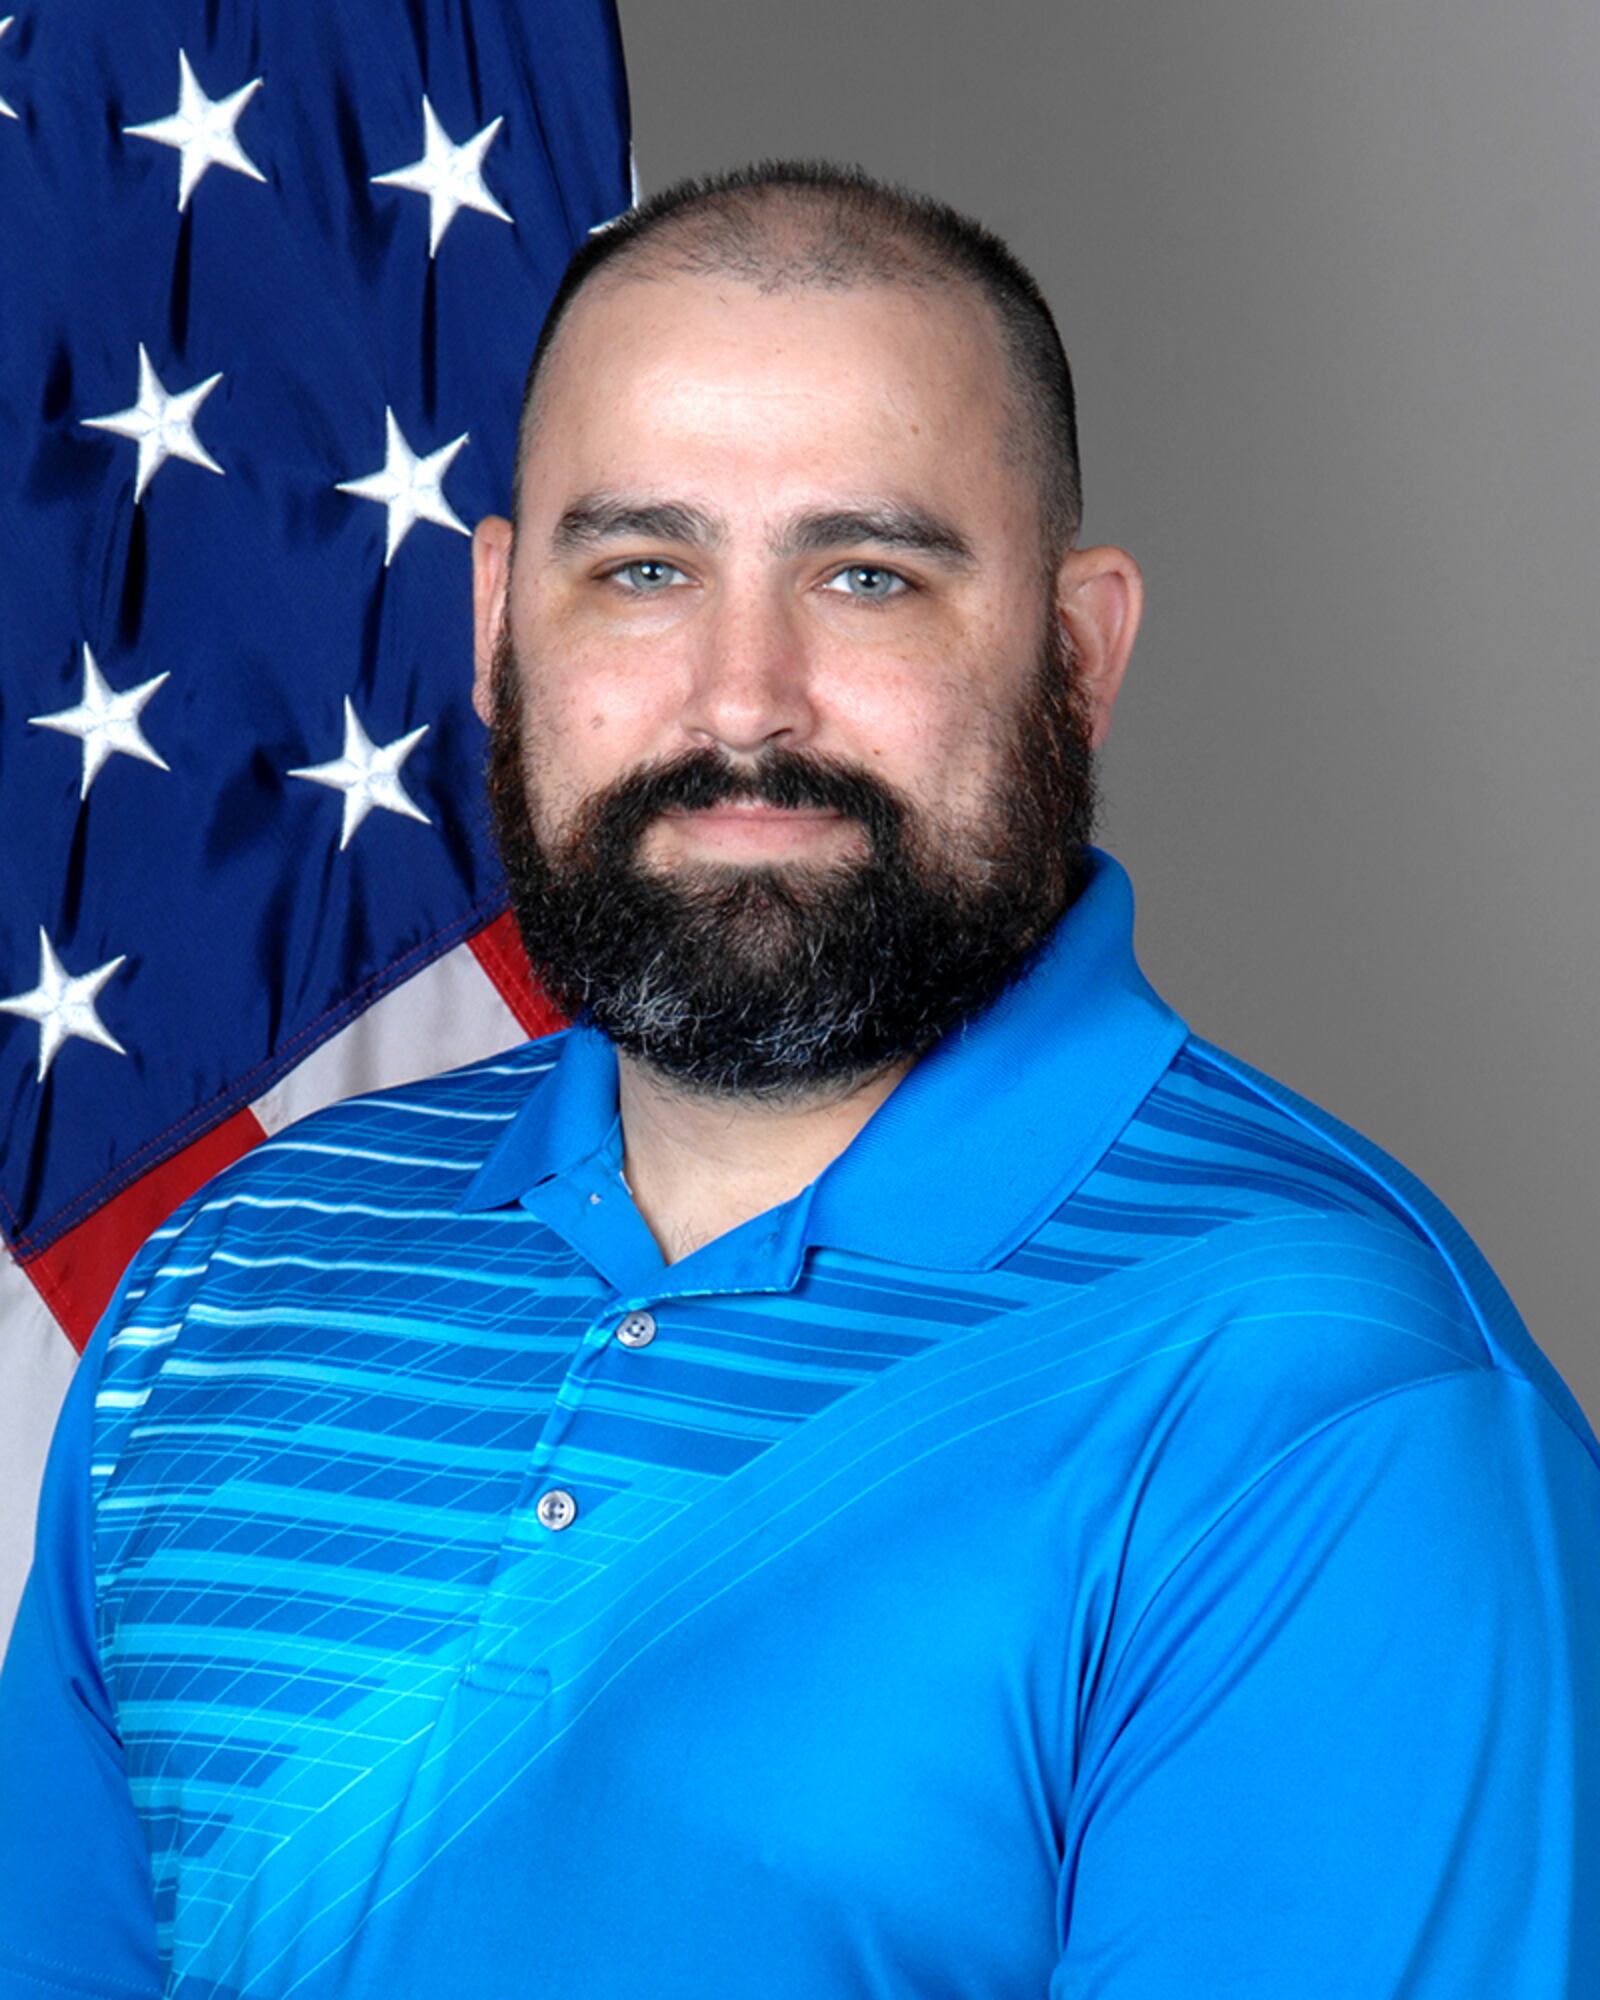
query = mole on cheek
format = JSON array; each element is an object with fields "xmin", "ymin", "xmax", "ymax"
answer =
[{"xmin": 589, "ymin": 713, "xmax": 606, "ymax": 731}]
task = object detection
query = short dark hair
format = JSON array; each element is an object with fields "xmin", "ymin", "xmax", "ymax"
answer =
[{"xmin": 511, "ymin": 160, "xmax": 1082, "ymax": 556}]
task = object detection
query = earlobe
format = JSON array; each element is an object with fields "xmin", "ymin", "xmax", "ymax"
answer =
[
  {"xmin": 1055, "ymin": 545, "xmax": 1144, "ymax": 749},
  {"xmin": 471, "ymin": 516, "xmax": 515, "ymax": 725}
]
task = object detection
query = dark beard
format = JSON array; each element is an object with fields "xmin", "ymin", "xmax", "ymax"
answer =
[{"xmin": 484, "ymin": 616, "xmax": 1099, "ymax": 1099}]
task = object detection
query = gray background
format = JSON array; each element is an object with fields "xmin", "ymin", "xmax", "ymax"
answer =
[{"xmin": 617, "ymin": 0, "xmax": 1599, "ymax": 1420}]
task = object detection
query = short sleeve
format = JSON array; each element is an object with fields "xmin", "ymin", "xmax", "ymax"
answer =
[
  {"xmin": 0, "ymin": 1306, "xmax": 161, "ymax": 1999},
  {"xmin": 1053, "ymin": 1367, "xmax": 1600, "ymax": 1997}
]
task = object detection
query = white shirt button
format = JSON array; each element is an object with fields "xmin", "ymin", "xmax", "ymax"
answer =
[
  {"xmin": 616, "ymin": 1310, "xmax": 657, "ymax": 1349},
  {"xmin": 535, "ymin": 1488, "xmax": 578, "ymax": 1531}
]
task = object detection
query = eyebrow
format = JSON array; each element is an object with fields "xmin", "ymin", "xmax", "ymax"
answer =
[
  {"xmin": 552, "ymin": 496, "xmax": 723, "ymax": 553},
  {"xmin": 770, "ymin": 506, "xmax": 975, "ymax": 568},
  {"xmin": 550, "ymin": 493, "xmax": 975, "ymax": 569}
]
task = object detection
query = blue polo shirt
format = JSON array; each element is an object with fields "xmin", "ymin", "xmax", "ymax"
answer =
[{"xmin": 2, "ymin": 849, "xmax": 1597, "ymax": 1999}]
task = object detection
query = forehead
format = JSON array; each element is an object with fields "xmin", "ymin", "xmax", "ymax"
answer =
[{"xmin": 521, "ymin": 269, "xmax": 1026, "ymax": 531}]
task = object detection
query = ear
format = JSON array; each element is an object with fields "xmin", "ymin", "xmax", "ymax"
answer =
[
  {"xmin": 471, "ymin": 515, "xmax": 515, "ymax": 726},
  {"xmin": 1054, "ymin": 545, "xmax": 1144, "ymax": 749}
]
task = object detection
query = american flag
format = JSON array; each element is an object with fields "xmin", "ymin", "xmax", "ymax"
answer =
[{"xmin": 0, "ymin": 0, "xmax": 631, "ymax": 1647}]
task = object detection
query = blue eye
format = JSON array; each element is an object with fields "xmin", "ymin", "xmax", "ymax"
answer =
[
  {"xmin": 608, "ymin": 559, "xmax": 685, "ymax": 592},
  {"xmin": 823, "ymin": 564, "xmax": 909, "ymax": 603}
]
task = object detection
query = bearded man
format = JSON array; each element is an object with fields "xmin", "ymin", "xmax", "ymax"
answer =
[{"xmin": 1, "ymin": 162, "xmax": 1595, "ymax": 2000}]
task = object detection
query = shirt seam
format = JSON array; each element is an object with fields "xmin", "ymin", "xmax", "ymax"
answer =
[
  {"xmin": 1101, "ymin": 1362, "xmax": 1580, "ymax": 1703},
  {"xmin": 0, "ymin": 1937, "xmax": 157, "ymax": 2000},
  {"xmin": 1059, "ymin": 1366, "xmax": 1595, "ymax": 1965}
]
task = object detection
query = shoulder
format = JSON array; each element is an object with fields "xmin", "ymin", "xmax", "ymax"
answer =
[
  {"xmin": 1058, "ymin": 1030, "xmax": 1599, "ymax": 1478},
  {"xmin": 1060, "ymin": 1037, "xmax": 1600, "ymax": 1653},
  {"xmin": 134, "ymin": 1026, "xmax": 569, "ymax": 1256},
  {"xmin": 150, "ymin": 1029, "xmax": 567, "ymax": 1237},
  {"xmin": 243, "ymin": 1028, "xmax": 570, "ymax": 1176},
  {"xmin": 85, "ymin": 1032, "xmax": 572, "ymax": 1414}
]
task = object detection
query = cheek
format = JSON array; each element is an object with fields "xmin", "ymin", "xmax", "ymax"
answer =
[
  {"xmin": 513, "ymin": 650, "xmax": 678, "ymax": 839},
  {"xmin": 518, "ymin": 645, "xmax": 659, "ymax": 761},
  {"xmin": 822, "ymin": 658, "xmax": 998, "ymax": 804},
  {"xmin": 510, "ymin": 680, "xmax": 597, "ymax": 833},
  {"xmin": 536, "ymin": 617, "xmax": 687, "ymax": 741}
]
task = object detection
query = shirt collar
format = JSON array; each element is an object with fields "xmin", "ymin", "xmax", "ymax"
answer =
[
  {"xmin": 460, "ymin": 847, "xmax": 1187, "ymax": 1273},
  {"xmin": 464, "ymin": 1014, "xmax": 620, "ymax": 1213}
]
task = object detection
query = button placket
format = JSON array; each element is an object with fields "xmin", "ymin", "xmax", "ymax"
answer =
[
  {"xmin": 467, "ymin": 1286, "xmax": 682, "ymax": 1676},
  {"xmin": 511, "ymin": 1299, "xmax": 663, "ymax": 1537}
]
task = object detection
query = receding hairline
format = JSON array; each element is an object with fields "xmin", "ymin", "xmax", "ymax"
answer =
[
  {"xmin": 521, "ymin": 248, "xmax": 1013, "ymax": 436},
  {"xmin": 509, "ymin": 167, "xmax": 1083, "ymax": 558},
  {"xmin": 592, "ymin": 183, "xmax": 949, "ymax": 294}
]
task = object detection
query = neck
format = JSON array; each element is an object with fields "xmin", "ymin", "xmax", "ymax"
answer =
[{"xmin": 616, "ymin": 1053, "xmax": 913, "ymax": 1265}]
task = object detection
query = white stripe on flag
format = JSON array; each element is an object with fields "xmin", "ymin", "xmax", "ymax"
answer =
[
  {"xmin": 251, "ymin": 937, "xmax": 528, "ymax": 1137},
  {"xmin": 0, "ymin": 1257, "xmax": 78, "ymax": 1661}
]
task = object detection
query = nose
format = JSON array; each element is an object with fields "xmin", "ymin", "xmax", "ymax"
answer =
[{"xmin": 677, "ymin": 582, "xmax": 818, "ymax": 757}]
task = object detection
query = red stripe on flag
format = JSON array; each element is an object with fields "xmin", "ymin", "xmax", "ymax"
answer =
[
  {"xmin": 22, "ymin": 1107, "xmax": 267, "ymax": 1352},
  {"xmin": 468, "ymin": 913, "xmax": 566, "ymax": 1039}
]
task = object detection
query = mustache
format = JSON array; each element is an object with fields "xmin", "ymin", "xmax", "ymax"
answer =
[{"xmin": 564, "ymin": 745, "xmax": 909, "ymax": 854}]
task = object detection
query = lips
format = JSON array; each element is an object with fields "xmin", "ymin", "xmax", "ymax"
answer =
[
  {"xmin": 668, "ymin": 803, "xmax": 842, "ymax": 822},
  {"xmin": 656, "ymin": 801, "xmax": 856, "ymax": 854}
]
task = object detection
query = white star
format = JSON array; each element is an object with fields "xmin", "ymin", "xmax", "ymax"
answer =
[
  {"xmin": 29, "ymin": 645, "xmax": 172, "ymax": 799},
  {"xmin": 82, "ymin": 343, "xmax": 225, "ymax": 503},
  {"xmin": 288, "ymin": 698, "xmax": 433, "ymax": 850},
  {"xmin": 0, "ymin": 929, "xmax": 128, "ymax": 1082},
  {"xmin": 336, "ymin": 407, "xmax": 468, "ymax": 564},
  {"xmin": 372, "ymin": 96, "xmax": 512, "ymax": 256},
  {"xmin": 125, "ymin": 48, "xmax": 265, "ymax": 210},
  {"xmin": 0, "ymin": 18, "xmax": 19, "ymax": 122}
]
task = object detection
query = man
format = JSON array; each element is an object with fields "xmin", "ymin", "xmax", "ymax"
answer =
[{"xmin": 0, "ymin": 162, "xmax": 1595, "ymax": 1999}]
